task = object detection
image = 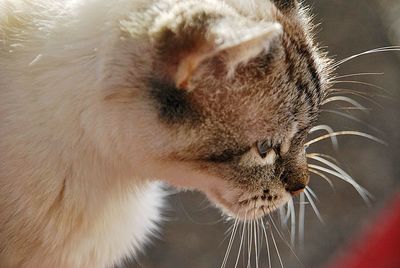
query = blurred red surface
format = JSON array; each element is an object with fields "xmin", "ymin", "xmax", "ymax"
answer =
[{"xmin": 328, "ymin": 195, "xmax": 400, "ymax": 268}]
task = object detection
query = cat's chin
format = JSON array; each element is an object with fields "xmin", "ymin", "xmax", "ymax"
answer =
[
  {"xmin": 150, "ymin": 160, "xmax": 292, "ymax": 221},
  {"xmin": 204, "ymin": 186, "xmax": 292, "ymax": 221}
]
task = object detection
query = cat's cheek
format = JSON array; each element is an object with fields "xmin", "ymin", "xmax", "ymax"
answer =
[
  {"xmin": 145, "ymin": 161, "xmax": 249, "ymax": 215},
  {"xmin": 203, "ymin": 186, "xmax": 244, "ymax": 218},
  {"xmin": 146, "ymin": 160, "xmax": 231, "ymax": 193}
]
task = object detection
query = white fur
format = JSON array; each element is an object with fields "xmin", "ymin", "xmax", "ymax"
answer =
[{"xmin": 0, "ymin": 1, "xmax": 167, "ymax": 267}]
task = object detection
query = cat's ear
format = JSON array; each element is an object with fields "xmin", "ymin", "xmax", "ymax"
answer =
[
  {"xmin": 272, "ymin": 0, "xmax": 299, "ymax": 14},
  {"xmin": 151, "ymin": 14, "xmax": 282, "ymax": 89},
  {"xmin": 210, "ymin": 19, "xmax": 282, "ymax": 78}
]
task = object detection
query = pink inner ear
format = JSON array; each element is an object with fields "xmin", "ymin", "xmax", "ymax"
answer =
[
  {"xmin": 175, "ymin": 53, "xmax": 203, "ymax": 89},
  {"xmin": 175, "ymin": 42, "xmax": 217, "ymax": 89}
]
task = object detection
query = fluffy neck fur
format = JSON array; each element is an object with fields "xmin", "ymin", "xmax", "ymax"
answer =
[{"xmin": 0, "ymin": 1, "xmax": 168, "ymax": 267}]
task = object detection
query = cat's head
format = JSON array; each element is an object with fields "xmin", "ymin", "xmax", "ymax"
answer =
[{"xmin": 111, "ymin": 0, "xmax": 331, "ymax": 220}]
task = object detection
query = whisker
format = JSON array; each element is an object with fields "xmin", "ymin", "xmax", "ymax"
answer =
[
  {"xmin": 269, "ymin": 207, "xmax": 303, "ymax": 266},
  {"xmin": 331, "ymin": 72, "xmax": 384, "ymax": 80},
  {"xmin": 269, "ymin": 220, "xmax": 285, "ymax": 268},
  {"xmin": 322, "ymin": 96, "xmax": 368, "ymax": 113},
  {"xmin": 284, "ymin": 202, "xmax": 291, "ymax": 224},
  {"xmin": 305, "ymin": 186, "xmax": 319, "ymax": 201},
  {"xmin": 220, "ymin": 218, "xmax": 239, "ymax": 268},
  {"xmin": 247, "ymin": 220, "xmax": 253, "ymax": 268},
  {"xmin": 257, "ymin": 219, "xmax": 263, "ymax": 261},
  {"xmin": 320, "ymin": 109, "xmax": 384, "ymax": 135},
  {"xmin": 308, "ymin": 155, "xmax": 373, "ymax": 200},
  {"xmin": 278, "ymin": 205, "xmax": 288, "ymax": 227},
  {"xmin": 234, "ymin": 216, "xmax": 246, "ymax": 268},
  {"xmin": 332, "ymin": 80, "xmax": 386, "ymax": 92},
  {"xmin": 178, "ymin": 194, "xmax": 224, "ymax": 225},
  {"xmin": 308, "ymin": 125, "xmax": 339, "ymax": 150},
  {"xmin": 287, "ymin": 198, "xmax": 296, "ymax": 246},
  {"xmin": 308, "ymin": 168, "xmax": 335, "ymax": 189},
  {"xmin": 305, "ymin": 131, "xmax": 387, "ymax": 147},
  {"xmin": 254, "ymin": 220, "xmax": 259, "ymax": 268},
  {"xmin": 307, "ymin": 153, "xmax": 340, "ymax": 165},
  {"xmin": 329, "ymin": 88, "xmax": 372, "ymax": 96},
  {"xmin": 333, "ymin": 107, "xmax": 372, "ymax": 111},
  {"xmin": 333, "ymin": 46, "xmax": 400, "ymax": 67},
  {"xmin": 327, "ymin": 89, "xmax": 386, "ymax": 108},
  {"xmin": 260, "ymin": 218, "xmax": 271, "ymax": 268},
  {"xmin": 304, "ymin": 188, "xmax": 324, "ymax": 224},
  {"xmin": 221, "ymin": 221, "xmax": 236, "ymax": 241},
  {"xmin": 299, "ymin": 192, "xmax": 305, "ymax": 251},
  {"xmin": 307, "ymin": 164, "xmax": 372, "ymax": 205}
]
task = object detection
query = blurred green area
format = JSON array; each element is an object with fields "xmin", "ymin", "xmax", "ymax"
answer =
[{"xmin": 125, "ymin": 1, "xmax": 400, "ymax": 267}]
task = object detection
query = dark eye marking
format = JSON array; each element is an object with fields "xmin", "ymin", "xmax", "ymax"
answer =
[
  {"xmin": 205, "ymin": 147, "xmax": 250, "ymax": 163},
  {"xmin": 149, "ymin": 78, "xmax": 200, "ymax": 124}
]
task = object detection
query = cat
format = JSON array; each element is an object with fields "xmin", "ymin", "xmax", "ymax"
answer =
[{"xmin": 0, "ymin": 0, "xmax": 331, "ymax": 267}]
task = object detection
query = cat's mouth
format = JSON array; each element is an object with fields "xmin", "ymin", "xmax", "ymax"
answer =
[{"xmin": 205, "ymin": 185, "xmax": 292, "ymax": 220}]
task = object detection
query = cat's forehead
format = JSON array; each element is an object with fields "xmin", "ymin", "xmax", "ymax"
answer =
[{"xmin": 190, "ymin": 83, "xmax": 305, "ymax": 144}]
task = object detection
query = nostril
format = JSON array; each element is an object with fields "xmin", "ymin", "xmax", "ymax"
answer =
[{"xmin": 286, "ymin": 183, "xmax": 306, "ymax": 196}]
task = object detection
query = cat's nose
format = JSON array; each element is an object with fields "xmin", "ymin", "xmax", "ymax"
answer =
[
  {"xmin": 286, "ymin": 182, "xmax": 306, "ymax": 196},
  {"xmin": 280, "ymin": 169, "xmax": 309, "ymax": 196}
]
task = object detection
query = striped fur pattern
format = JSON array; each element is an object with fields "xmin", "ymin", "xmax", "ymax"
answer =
[{"xmin": 0, "ymin": 0, "xmax": 331, "ymax": 267}]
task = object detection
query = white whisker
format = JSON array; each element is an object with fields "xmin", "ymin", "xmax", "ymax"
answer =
[
  {"xmin": 269, "ymin": 213, "xmax": 303, "ymax": 266},
  {"xmin": 307, "ymin": 153, "xmax": 340, "ymax": 165},
  {"xmin": 220, "ymin": 218, "xmax": 239, "ymax": 268},
  {"xmin": 308, "ymin": 155, "xmax": 373, "ymax": 201},
  {"xmin": 333, "ymin": 107, "xmax": 372, "ymax": 111},
  {"xmin": 304, "ymin": 188, "xmax": 324, "ymax": 224},
  {"xmin": 247, "ymin": 220, "xmax": 253, "ymax": 268},
  {"xmin": 333, "ymin": 46, "xmax": 400, "ymax": 67},
  {"xmin": 308, "ymin": 125, "xmax": 338, "ymax": 149},
  {"xmin": 260, "ymin": 219, "xmax": 271, "ymax": 268},
  {"xmin": 320, "ymin": 109, "xmax": 384, "ymax": 135},
  {"xmin": 257, "ymin": 219, "xmax": 262, "ymax": 260},
  {"xmin": 305, "ymin": 131, "xmax": 387, "ymax": 147},
  {"xmin": 299, "ymin": 192, "xmax": 305, "ymax": 251},
  {"xmin": 327, "ymin": 89, "xmax": 386, "ymax": 108},
  {"xmin": 322, "ymin": 96, "xmax": 368, "ymax": 113},
  {"xmin": 278, "ymin": 206, "xmax": 287, "ymax": 227},
  {"xmin": 279, "ymin": 202, "xmax": 291, "ymax": 227},
  {"xmin": 269, "ymin": 222, "xmax": 284, "ymax": 268},
  {"xmin": 332, "ymin": 80, "xmax": 386, "ymax": 91},
  {"xmin": 332, "ymin": 72, "xmax": 384, "ymax": 80},
  {"xmin": 307, "ymin": 164, "xmax": 372, "ymax": 205},
  {"xmin": 254, "ymin": 220, "xmax": 259, "ymax": 268},
  {"xmin": 305, "ymin": 186, "xmax": 319, "ymax": 201},
  {"xmin": 287, "ymin": 198, "xmax": 296, "ymax": 246},
  {"xmin": 234, "ymin": 217, "xmax": 246, "ymax": 268},
  {"xmin": 308, "ymin": 168, "xmax": 335, "ymax": 189}
]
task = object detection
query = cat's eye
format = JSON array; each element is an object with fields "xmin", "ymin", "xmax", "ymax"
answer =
[
  {"xmin": 256, "ymin": 141, "xmax": 269, "ymax": 158},
  {"xmin": 256, "ymin": 141, "xmax": 276, "ymax": 159},
  {"xmin": 256, "ymin": 141, "xmax": 278, "ymax": 165}
]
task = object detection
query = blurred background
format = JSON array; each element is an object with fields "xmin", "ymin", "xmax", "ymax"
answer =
[{"xmin": 126, "ymin": 0, "xmax": 400, "ymax": 267}]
